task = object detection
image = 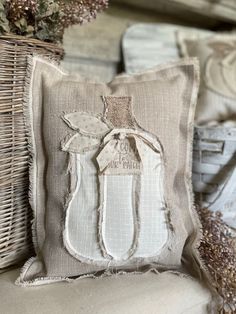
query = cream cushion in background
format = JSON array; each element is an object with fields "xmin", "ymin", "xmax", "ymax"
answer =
[
  {"xmin": 62, "ymin": 4, "xmax": 208, "ymax": 82},
  {"xmin": 0, "ymin": 269, "xmax": 212, "ymax": 314}
]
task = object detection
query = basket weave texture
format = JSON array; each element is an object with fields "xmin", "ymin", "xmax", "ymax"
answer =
[
  {"xmin": 193, "ymin": 126, "xmax": 236, "ymax": 228},
  {"xmin": 0, "ymin": 35, "xmax": 63, "ymax": 270}
]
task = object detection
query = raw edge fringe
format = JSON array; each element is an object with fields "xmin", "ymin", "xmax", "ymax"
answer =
[
  {"xmin": 127, "ymin": 175, "xmax": 141, "ymax": 259},
  {"xmin": 18, "ymin": 55, "xmax": 66, "ymax": 284},
  {"xmin": 97, "ymin": 175, "xmax": 113, "ymax": 260},
  {"xmin": 22, "ymin": 55, "xmax": 39, "ymax": 253},
  {"xmin": 16, "ymin": 263, "xmax": 196, "ymax": 288},
  {"xmin": 185, "ymin": 59, "xmax": 220, "ymax": 312},
  {"xmin": 15, "ymin": 256, "xmax": 99, "ymax": 287},
  {"xmin": 23, "ymin": 55, "xmax": 63, "ymax": 250},
  {"xmin": 15, "ymin": 257, "xmax": 38, "ymax": 286}
]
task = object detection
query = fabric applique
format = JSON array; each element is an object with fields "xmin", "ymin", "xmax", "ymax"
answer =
[
  {"xmin": 103, "ymin": 96, "xmax": 137, "ymax": 128},
  {"xmin": 63, "ymin": 111, "xmax": 111, "ymax": 136},
  {"xmin": 61, "ymin": 98, "xmax": 168, "ymax": 264},
  {"xmin": 97, "ymin": 129, "xmax": 162, "ymax": 176},
  {"xmin": 98, "ymin": 135, "xmax": 142, "ymax": 175}
]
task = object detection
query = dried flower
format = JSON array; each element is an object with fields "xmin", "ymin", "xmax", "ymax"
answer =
[
  {"xmin": 198, "ymin": 207, "xmax": 236, "ymax": 312},
  {"xmin": 5, "ymin": 0, "xmax": 36, "ymax": 36},
  {"xmin": 58, "ymin": 0, "xmax": 108, "ymax": 27},
  {"xmin": 1, "ymin": 0, "xmax": 109, "ymax": 42},
  {"xmin": 6, "ymin": 0, "xmax": 37, "ymax": 22},
  {"xmin": 0, "ymin": 0, "xmax": 9, "ymax": 33}
]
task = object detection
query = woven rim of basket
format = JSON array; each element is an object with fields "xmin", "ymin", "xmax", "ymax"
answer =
[{"xmin": 0, "ymin": 33, "xmax": 63, "ymax": 54}]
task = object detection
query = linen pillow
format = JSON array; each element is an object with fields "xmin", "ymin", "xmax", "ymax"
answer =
[
  {"xmin": 177, "ymin": 33, "xmax": 236, "ymax": 125},
  {"xmin": 17, "ymin": 56, "xmax": 200, "ymax": 286}
]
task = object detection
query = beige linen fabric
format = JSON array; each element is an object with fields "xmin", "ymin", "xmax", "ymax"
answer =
[
  {"xmin": 17, "ymin": 56, "xmax": 200, "ymax": 285},
  {"xmin": 2, "ymin": 269, "xmax": 212, "ymax": 314},
  {"xmin": 178, "ymin": 33, "xmax": 236, "ymax": 125}
]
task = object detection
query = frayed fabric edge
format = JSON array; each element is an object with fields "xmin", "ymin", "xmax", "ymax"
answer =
[
  {"xmin": 184, "ymin": 60, "xmax": 221, "ymax": 312},
  {"xmin": 23, "ymin": 55, "xmax": 65, "ymax": 253},
  {"xmin": 15, "ymin": 256, "xmax": 100, "ymax": 287},
  {"xmin": 22, "ymin": 55, "xmax": 40, "ymax": 253},
  {"xmin": 15, "ymin": 257, "xmax": 199, "ymax": 288}
]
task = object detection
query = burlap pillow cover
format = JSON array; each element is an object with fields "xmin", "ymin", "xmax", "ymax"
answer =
[
  {"xmin": 17, "ymin": 56, "xmax": 201, "ymax": 286},
  {"xmin": 178, "ymin": 33, "xmax": 236, "ymax": 125}
]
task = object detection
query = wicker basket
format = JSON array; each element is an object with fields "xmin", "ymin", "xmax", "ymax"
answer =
[
  {"xmin": 193, "ymin": 126, "xmax": 236, "ymax": 229},
  {"xmin": 0, "ymin": 35, "xmax": 63, "ymax": 270}
]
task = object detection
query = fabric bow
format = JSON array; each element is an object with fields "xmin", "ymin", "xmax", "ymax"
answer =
[{"xmin": 96, "ymin": 129, "xmax": 161, "ymax": 174}]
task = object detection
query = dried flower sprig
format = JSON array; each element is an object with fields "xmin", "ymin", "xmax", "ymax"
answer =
[
  {"xmin": 58, "ymin": 0, "xmax": 109, "ymax": 27},
  {"xmin": 198, "ymin": 207, "xmax": 236, "ymax": 312},
  {"xmin": 0, "ymin": 0, "xmax": 9, "ymax": 33},
  {"xmin": 1, "ymin": 0, "xmax": 108, "ymax": 42}
]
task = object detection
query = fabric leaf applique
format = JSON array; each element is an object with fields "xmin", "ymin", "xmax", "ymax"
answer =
[
  {"xmin": 63, "ymin": 112, "xmax": 111, "ymax": 137},
  {"xmin": 61, "ymin": 133, "xmax": 101, "ymax": 154},
  {"xmin": 62, "ymin": 112, "xmax": 112, "ymax": 154}
]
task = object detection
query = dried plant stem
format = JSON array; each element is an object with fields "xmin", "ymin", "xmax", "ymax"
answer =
[{"xmin": 198, "ymin": 207, "xmax": 236, "ymax": 312}]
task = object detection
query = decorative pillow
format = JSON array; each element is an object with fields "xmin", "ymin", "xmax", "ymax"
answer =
[
  {"xmin": 122, "ymin": 23, "xmax": 212, "ymax": 74},
  {"xmin": 17, "ymin": 56, "xmax": 200, "ymax": 286},
  {"xmin": 177, "ymin": 33, "xmax": 236, "ymax": 125}
]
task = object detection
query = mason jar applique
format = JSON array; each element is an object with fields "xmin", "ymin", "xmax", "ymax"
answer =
[{"xmin": 61, "ymin": 97, "xmax": 169, "ymax": 264}]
